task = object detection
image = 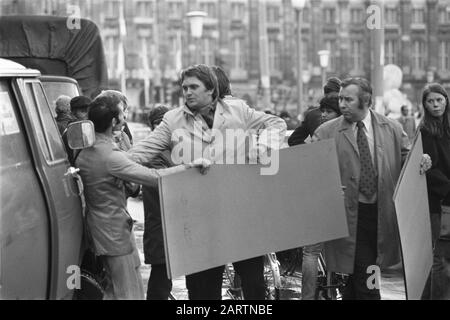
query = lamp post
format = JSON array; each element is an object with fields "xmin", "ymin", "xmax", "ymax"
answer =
[
  {"xmin": 318, "ymin": 50, "xmax": 330, "ymax": 87},
  {"xmin": 292, "ymin": 0, "xmax": 306, "ymax": 117},
  {"xmin": 187, "ymin": 11, "xmax": 207, "ymax": 64}
]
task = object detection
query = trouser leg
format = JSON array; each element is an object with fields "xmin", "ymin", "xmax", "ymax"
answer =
[
  {"xmin": 146, "ymin": 264, "xmax": 172, "ymax": 300},
  {"xmin": 301, "ymin": 242, "xmax": 323, "ymax": 300},
  {"xmin": 233, "ymin": 256, "xmax": 265, "ymax": 300},
  {"xmin": 343, "ymin": 202, "xmax": 380, "ymax": 300},
  {"xmin": 185, "ymin": 265, "xmax": 225, "ymax": 300}
]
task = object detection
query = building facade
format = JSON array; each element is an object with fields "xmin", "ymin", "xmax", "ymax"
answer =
[{"xmin": 2, "ymin": 0, "xmax": 450, "ymax": 115}]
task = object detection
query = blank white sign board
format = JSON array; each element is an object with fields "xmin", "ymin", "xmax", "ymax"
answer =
[
  {"xmin": 394, "ymin": 132, "xmax": 432, "ymax": 300},
  {"xmin": 159, "ymin": 139, "xmax": 349, "ymax": 278}
]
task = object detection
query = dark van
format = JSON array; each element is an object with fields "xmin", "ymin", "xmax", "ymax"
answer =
[{"xmin": 0, "ymin": 58, "xmax": 90, "ymax": 299}]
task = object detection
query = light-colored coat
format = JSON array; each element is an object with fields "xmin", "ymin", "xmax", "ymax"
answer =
[
  {"xmin": 129, "ymin": 99, "xmax": 287, "ymax": 166},
  {"xmin": 314, "ymin": 110, "xmax": 409, "ymax": 273}
]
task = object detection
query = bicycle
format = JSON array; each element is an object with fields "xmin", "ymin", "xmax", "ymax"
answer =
[{"xmin": 223, "ymin": 253, "xmax": 282, "ymax": 300}]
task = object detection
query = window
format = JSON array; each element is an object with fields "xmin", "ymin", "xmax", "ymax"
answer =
[
  {"xmin": 385, "ymin": 40, "xmax": 398, "ymax": 65},
  {"xmin": 231, "ymin": 2, "xmax": 245, "ymax": 21},
  {"xmin": 302, "ymin": 7, "xmax": 310, "ymax": 23},
  {"xmin": 136, "ymin": 1, "xmax": 155, "ymax": 18},
  {"xmin": 350, "ymin": 8, "xmax": 364, "ymax": 24},
  {"xmin": 168, "ymin": 1, "xmax": 183, "ymax": 19},
  {"xmin": 411, "ymin": 8, "xmax": 425, "ymax": 24},
  {"xmin": 267, "ymin": 5, "xmax": 279, "ymax": 23},
  {"xmin": 385, "ymin": 7, "xmax": 398, "ymax": 24},
  {"xmin": 439, "ymin": 8, "xmax": 450, "ymax": 23},
  {"xmin": 231, "ymin": 38, "xmax": 246, "ymax": 70},
  {"xmin": 106, "ymin": 0, "xmax": 120, "ymax": 17},
  {"xmin": 25, "ymin": 82, "xmax": 66, "ymax": 162},
  {"xmin": 105, "ymin": 36, "xmax": 119, "ymax": 76},
  {"xmin": 439, "ymin": 41, "xmax": 450, "ymax": 71},
  {"xmin": 324, "ymin": 40, "xmax": 336, "ymax": 71},
  {"xmin": 268, "ymin": 39, "xmax": 281, "ymax": 73},
  {"xmin": 199, "ymin": 2, "xmax": 216, "ymax": 18},
  {"xmin": 139, "ymin": 36, "xmax": 152, "ymax": 72},
  {"xmin": 350, "ymin": 40, "xmax": 363, "ymax": 72},
  {"xmin": 323, "ymin": 8, "xmax": 336, "ymax": 24},
  {"xmin": 201, "ymin": 38, "xmax": 215, "ymax": 65},
  {"xmin": 412, "ymin": 40, "xmax": 426, "ymax": 70}
]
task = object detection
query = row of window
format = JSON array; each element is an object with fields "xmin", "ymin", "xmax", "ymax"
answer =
[
  {"xmin": 104, "ymin": 32, "xmax": 450, "ymax": 78},
  {"xmin": 103, "ymin": 1, "xmax": 450, "ymax": 25}
]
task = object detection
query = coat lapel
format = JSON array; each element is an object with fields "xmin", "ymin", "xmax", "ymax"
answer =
[
  {"xmin": 213, "ymin": 100, "xmax": 226, "ymax": 131},
  {"xmin": 339, "ymin": 118, "xmax": 359, "ymax": 156},
  {"xmin": 371, "ymin": 110, "xmax": 385, "ymax": 177}
]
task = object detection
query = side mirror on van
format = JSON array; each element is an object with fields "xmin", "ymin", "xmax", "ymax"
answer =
[{"xmin": 67, "ymin": 120, "xmax": 96, "ymax": 149}]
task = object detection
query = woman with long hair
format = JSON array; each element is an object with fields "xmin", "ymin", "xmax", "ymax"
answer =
[{"xmin": 420, "ymin": 83, "xmax": 450, "ymax": 300}]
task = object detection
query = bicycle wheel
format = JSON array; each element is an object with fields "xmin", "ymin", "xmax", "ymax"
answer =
[
  {"xmin": 315, "ymin": 253, "xmax": 347, "ymax": 300},
  {"xmin": 223, "ymin": 263, "xmax": 243, "ymax": 300},
  {"xmin": 276, "ymin": 249, "xmax": 303, "ymax": 300},
  {"xmin": 264, "ymin": 253, "xmax": 281, "ymax": 300}
]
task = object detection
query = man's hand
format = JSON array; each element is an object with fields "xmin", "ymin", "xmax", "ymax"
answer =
[
  {"xmin": 420, "ymin": 154, "xmax": 432, "ymax": 175},
  {"xmin": 187, "ymin": 158, "xmax": 212, "ymax": 175}
]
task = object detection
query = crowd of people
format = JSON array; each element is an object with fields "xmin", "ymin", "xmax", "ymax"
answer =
[{"xmin": 55, "ymin": 63, "xmax": 450, "ymax": 300}]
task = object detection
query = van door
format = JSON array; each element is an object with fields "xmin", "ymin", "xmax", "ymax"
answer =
[
  {"xmin": 0, "ymin": 79, "xmax": 50, "ymax": 299},
  {"xmin": 16, "ymin": 79, "xmax": 83, "ymax": 299}
]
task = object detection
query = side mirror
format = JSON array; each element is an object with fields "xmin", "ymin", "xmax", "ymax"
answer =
[{"xmin": 67, "ymin": 120, "xmax": 95, "ymax": 149}]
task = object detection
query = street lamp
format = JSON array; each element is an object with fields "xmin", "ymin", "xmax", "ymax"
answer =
[
  {"xmin": 318, "ymin": 50, "xmax": 330, "ymax": 87},
  {"xmin": 187, "ymin": 11, "xmax": 207, "ymax": 64},
  {"xmin": 292, "ymin": 0, "xmax": 306, "ymax": 117}
]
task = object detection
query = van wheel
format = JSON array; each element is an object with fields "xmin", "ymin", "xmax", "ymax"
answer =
[{"xmin": 73, "ymin": 271, "xmax": 105, "ymax": 300}]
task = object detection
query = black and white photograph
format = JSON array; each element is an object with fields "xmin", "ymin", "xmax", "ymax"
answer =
[{"xmin": 0, "ymin": 0, "xmax": 449, "ymax": 305}]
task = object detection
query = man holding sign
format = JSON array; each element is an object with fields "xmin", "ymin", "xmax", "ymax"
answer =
[
  {"xmin": 314, "ymin": 77, "xmax": 431, "ymax": 300},
  {"xmin": 129, "ymin": 64, "xmax": 286, "ymax": 300}
]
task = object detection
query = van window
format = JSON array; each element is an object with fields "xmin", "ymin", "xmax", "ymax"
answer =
[
  {"xmin": 24, "ymin": 82, "xmax": 66, "ymax": 163},
  {"xmin": 41, "ymin": 81, "xmax": 79, "ymax": 117},
  {"xmin": 0, "ymin": 81, "xmax": 24, "ymax": 165}
]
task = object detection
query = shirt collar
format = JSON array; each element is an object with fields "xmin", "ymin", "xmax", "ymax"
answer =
[
  {"xmin": 361, "ymin": 109, "xmax": 372, "ymax": 131},
  {"xmin": 182, "ymin": 101, "xmax": 217, "ymax": 117},
  {"xmin": 353, "ymin": 109, "xmax": 372, "ymax": 131}
]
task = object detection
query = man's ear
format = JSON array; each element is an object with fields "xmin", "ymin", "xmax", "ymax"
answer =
[{"xmin": 111, "ymin": 117, "xmax": 117, "ymax": 128}]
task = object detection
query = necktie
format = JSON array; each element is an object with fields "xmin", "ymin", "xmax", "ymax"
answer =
[{"xmin": 356, "ymin": 121, "xmax": 377, "ymax": 197}]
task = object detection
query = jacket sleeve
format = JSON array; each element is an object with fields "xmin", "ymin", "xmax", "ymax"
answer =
[
  {"xmin": 422, "ymin": 130, "xmax": 450, "ymax": 199},
  {"xmin": 127, "ymin": 115, "xmax": 172, "ymax": 166},
  {"xmin": 288, "ymin": 121, "xmax": 309, "ymax": 146},
  {"xmin": 107, "ymin": 150, "xmax": 187, "ymax": 187},
  {"xmin": 243, "ymin": 101, "xmax": 287, "ymax": 150}
]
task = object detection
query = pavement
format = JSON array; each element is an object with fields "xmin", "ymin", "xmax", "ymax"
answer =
[{"xmin": 128, "ymin": 198, "xmax": 406, "ymax": 300}]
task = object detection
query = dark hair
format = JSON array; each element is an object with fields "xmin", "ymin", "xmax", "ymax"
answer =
[
  {"xmin": 319, "ymin": 92, "xmax": 341, "ymax": 115},
  {"xmin": 96, "ymin": 90, "xmax": 128, "ymax": 110},
  {"xmin": 180, "ymin": 64, "xmax": 219, "ymax": 101},
  {"xmin": 148, "ymin": 105, "xmax": 169, "ymax": 128},
  {"xmin": 421, "ymin": 83, "xmax": 450, "ymax": 138},
  {"xmin": 70, "ymin": 96, "xmax": 91, "ymax": 113},
  {"xmin": 324, "ymin": 77, "xmax": 341, "ymax": 95},
  {"xmin": 341, "ymin": 77, "xmax": 372, "ymax": 109},
  {"xmin": 211, "ymin": 66, "xmax": 231, "ymax": 99},
  {"xmin": 88, "ymin": 96, "xmax": 121, "ymax": 133},
  {"xmin": 279, "ymin": 111, "xmax": 291, "ymax": 118}
]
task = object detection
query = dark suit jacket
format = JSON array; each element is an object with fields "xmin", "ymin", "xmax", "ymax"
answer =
[
  {"xmin": 142, "ymin": 150, "xmax": 174, "ymax": 265},
  {"xmin": 288, "ymin": 107, "xmax": 322, "ymax": 146}
]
